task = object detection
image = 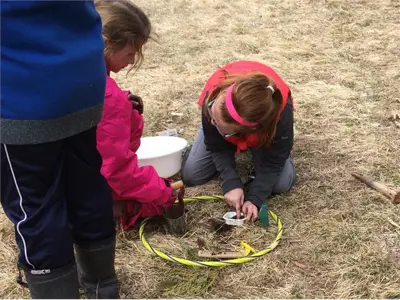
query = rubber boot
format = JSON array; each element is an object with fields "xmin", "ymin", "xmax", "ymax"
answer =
[
  {"xmin": 75, "ymin": 237, "xmax": 119, "ymax": 299},
  {"xmin": 24, "ymin": 264, "xmax": 80, "ymax": 299}
]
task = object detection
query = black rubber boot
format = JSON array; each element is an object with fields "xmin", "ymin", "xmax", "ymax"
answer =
[
  {"xmin": 75, "ymin": 237, "xmax": 119, "ymax": 299},
  {"xmin": 24, "ymin": 264, "xmax": 80, "ymax": 299}
]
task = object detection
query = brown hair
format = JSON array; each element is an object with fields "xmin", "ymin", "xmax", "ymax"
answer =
[
  {"xmin": 206, "ymin": 72, "xmax": 283, "ymax": 147},
  {"xmin": 95, "ymin": 0, "xmax": 152, "ymax": 69}
]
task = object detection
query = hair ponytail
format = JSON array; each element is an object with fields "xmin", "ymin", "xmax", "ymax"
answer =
[{"xmin": 256, "ymin": 82, "xmax": 283, "ymax": 147}]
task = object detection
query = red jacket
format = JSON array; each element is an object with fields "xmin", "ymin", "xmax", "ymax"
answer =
[
  {"xmin": 198, "ymin": 60, "xmax": 293, "ymax": 152},
  {"xmin": 97, "ymin": 75, "xmax": 172, "ymax": 229}
]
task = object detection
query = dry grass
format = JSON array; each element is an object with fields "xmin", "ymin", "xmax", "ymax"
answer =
[{"xmin": 1, "ymin": 0, "xmax": 400, "ymax": 298}]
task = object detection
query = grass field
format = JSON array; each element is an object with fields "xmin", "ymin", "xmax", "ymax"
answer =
[{"xmin": 1, "ymin": 0, "xmax": 399, "ymax": 298}]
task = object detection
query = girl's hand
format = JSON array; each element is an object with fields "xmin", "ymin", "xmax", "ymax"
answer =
[
  {"xmin": 242, "ymin": 201, "xmax": 258, "ymax": 221},
  {"xmin": 164, "ymin": 191, "xmax": 177, "ymax": 208},
  {"xmin": 128, "ymin": 94, "xmax": 144, "ymax": 114},
  {"xmin": 224, "ymin": 188, "xmax": 244, "ymax": 218},
  {"xmin": 161, "ymin": 179, "xmax": 177, "ymax": 208}
]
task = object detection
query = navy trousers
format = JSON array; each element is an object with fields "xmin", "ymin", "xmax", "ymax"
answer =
[{"xmin": 1, "ymin": 127, "xmax": 115, "ymax": 272}]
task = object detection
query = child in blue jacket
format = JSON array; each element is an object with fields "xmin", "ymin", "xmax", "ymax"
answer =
[{"xmin": 1, "ymin": 1, "xmax": 118, "ymax": 298}]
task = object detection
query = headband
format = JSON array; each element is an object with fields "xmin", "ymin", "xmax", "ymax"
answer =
[{"xmin": 224, "ymin": 85, "xmax": 258, "ymax": 127}]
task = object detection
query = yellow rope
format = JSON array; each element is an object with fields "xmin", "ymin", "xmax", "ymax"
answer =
[{"xmin": 138, "ymin": 195, "xmax": 283, "ymax": 267}]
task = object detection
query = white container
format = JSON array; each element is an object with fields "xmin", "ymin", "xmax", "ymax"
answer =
[
  {"xmin": 136, "ymin": 136, "xmax": 188, "ymax": 178},
  {"xmin": 223, "ymin": 212, "xmax": 246, "ymax": 226}
]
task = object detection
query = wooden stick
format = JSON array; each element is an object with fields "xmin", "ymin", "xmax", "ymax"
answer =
[
  {"xmin": 198, "ymin": 250, "xmax": 246, "ymax": 259},
  {"xmin": 351, "ymin": 173, "xmax": 400, "ymax": 205},
  {"xmin": 171, "ymin": 180, "xmax": 184, "ymax": 190}
]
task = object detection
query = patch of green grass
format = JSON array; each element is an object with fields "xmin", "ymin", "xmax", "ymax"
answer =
[
  {"xmin": 386, "ymin": 292, "xmax": 400, "ymax": 299},
  {"xmin": 180, "ymin": 241, "xmax": 198, "ymax": 260},
  {"xmin": 352, "ymin": 283, "xmax": 372, "ymax": 298},
  {"xmin": 290, "ymin": 283, "xmax": 305, "ymax": 299},
  {"xmin": 156, "ymin": 267, "xmax": 220, "ymax": 297},
  {"xmin": 332, "ymin": 228, "xmax": 366, "ymax": 250}
]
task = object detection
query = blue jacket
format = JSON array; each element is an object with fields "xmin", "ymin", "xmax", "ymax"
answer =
[{"xmin": 0, "ymin": 1, "xmax": 107, "ymax": 144}]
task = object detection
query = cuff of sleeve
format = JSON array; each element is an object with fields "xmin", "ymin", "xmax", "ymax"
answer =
[
  {"xmin": 163, "ymin": 178, "xmax": 171, "ymax": 188},
  {"xmin": 222, "ymin": 178, "xmax": 244, "ymax": 194},
  {"xmin": 154, "ymin": 179, "xmax": 173, "ymax": 207},
  {"xmin": 245, "ymin": 195, "xmax": 264, "ymax": 209},
  {"xmin": 159, "ymin": 187, "xmax": 174, "ymax": 207}
]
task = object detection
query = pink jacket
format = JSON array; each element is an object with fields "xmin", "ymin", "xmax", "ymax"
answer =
[{"xmin": 97, "ymin": 75, "xmax": 172, "ymax": 228}]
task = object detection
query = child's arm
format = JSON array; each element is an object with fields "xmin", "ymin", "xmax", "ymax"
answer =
[
  {"xmin": 246, "ymin": 105, "xmax": 294, "ymax": 209},
  {"xmin": 97, "ymin": 86, "xmax": 173, "ymax": 207},
  {"xmin": 201, "ymin": 107, "xmax": 243, "ymax": 194}
]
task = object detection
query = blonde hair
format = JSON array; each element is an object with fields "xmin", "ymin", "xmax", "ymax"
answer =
[{"xmin": 95, "ymin": 0, "xmax": 151, "ymax": 69}]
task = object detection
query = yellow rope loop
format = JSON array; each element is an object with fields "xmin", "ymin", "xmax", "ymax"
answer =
[{"xmin": 139, "ymin": 195, "xmax": 283, "ymax": 267}]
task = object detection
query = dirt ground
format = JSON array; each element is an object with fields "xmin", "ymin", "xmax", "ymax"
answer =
[{"xmin": 1, "ymin": 0, "xmax": 400, "ymax": 298}]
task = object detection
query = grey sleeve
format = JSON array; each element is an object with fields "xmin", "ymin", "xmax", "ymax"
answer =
[
  {"xmin": 246, "ymin": 143, "xmax": 291, "ymax": 208},
  {"xmin": 245, "ymin": 104, "xmax": 294, "ymax": 208},
  {"xmin": 211, "ymin": 150, "xmax": 244, "ymax": 194}
]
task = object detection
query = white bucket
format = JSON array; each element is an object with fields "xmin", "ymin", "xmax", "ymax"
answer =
[{"xmin": 136, "ymin": 136, "xmax": 188, "ymax": 178}]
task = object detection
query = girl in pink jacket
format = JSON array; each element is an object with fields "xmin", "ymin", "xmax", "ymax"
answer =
[{"xmin": 95, "ymin": 0, "xmax": 176, "ymax": 229}]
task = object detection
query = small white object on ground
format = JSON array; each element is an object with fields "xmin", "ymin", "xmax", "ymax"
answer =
[
  {"xmin": 223, "ymin": 211, "xmax": 246, "ymax": 226},
  {"xmin": 158, "ymin": 128, "xmax": 178, "ymax": 137}
]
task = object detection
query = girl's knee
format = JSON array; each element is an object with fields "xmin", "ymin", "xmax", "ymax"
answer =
[
  {"xmin": 181, "ymin": 164, "xmax": 209, "ymax": 187},
  {"xmin": 181, "ymin": 163, "xmax": 194, "ymax": 186},
  {"xmin": 181, "ymin": 160, "xmax": 216, "ymax": 187},
  {"xmin": 181, "ymin": 145, "xmax": 216, "ymax": 187},
  {"xmin": 273, "ymin": 163, "xmax": 296, "ymax": 194}
]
